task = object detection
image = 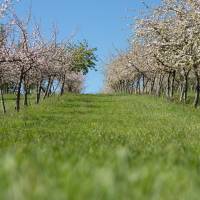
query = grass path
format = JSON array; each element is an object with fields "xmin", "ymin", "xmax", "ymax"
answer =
[{"xmin": 0, "ymin": 94, "xmax": 200, "ymax": 200}]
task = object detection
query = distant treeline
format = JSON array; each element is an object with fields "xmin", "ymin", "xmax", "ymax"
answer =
[
  {"xmin": 0, "ymin": 1, "xmax": 97, "ymax": 113},
  {"xmin": 105, "ymin": 0, "xmax": 200, "ymax": 108}
]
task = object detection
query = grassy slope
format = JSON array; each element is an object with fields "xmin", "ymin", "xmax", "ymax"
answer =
[{"xmin": 0, "ymin": 94, "xmax": 200, "ymax": 200}]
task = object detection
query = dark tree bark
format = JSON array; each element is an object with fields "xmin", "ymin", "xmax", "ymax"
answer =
[
  {"xmin": 47, "ymin": 78, "xmax": 54, "ymax": 97},
  {"xmin": 43, "ymin": 76, "xmax": 51, "ymax": 100},
  {"xmin": 170, "ymin": 70, "xmax": 176, "ymax": 98},
  {"xmin": 36, "ymin": 79, "xmax": 43, "ymax": 104},
  {"xmin": 23, "ymin": 78, "xmax": 29, "ymax": 106},
  {"xmin": 0, "ymin": 85, "xmax": 6, "ymax": 114},
  {"xmin": 24, "ymin": 87, "xmax": 28, "ymax": 106},
  {"xmin": 157, "ymin": 74, "xmax": 164, "ymax": 97},
  {"xmin": 60, "ymin": 75, "xmax": 66, "ymax": 96},
  {"xmin": 136, "ymin": 78, "xmax": 140, "ymax": 94},
  {"xmin": 180, "ymin": 83, "xmax": 184, "ymax": 102},
  {"xmin": 150, "ymin": 74, "xmax": 156, "ymax": 95},
  {"xmin": 24, "ymin": 86, "xmax": 28, "ymax": 106},
  {"xmin": 142, "ymin": 74, "xmax": 145, "ymax": 94},
  {"xmin": 144, "ymin": 79, "xmax": 149, "ymax": 93},
  {"xmin": 166, "ymin": 72, "xmax": 171, "ymax": 98},
  {"xmin": 16, "ymin": 68, "xmax": 24, "ymax": 112},
  {"xmin": 180, "ymin": 69, "xmax": 190, "ymax": 103},
  {"xmin": 194, "ymin": 69, "xmax": 200, "ymax": 108},
  {"xmin": 68, "ymin": 85, "xmax": 73, "ymax": 93}
]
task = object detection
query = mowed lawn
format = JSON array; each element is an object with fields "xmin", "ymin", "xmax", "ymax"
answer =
[{"xmin": 0, "ymin": 94, "xmax": 200, "ymax": 200}]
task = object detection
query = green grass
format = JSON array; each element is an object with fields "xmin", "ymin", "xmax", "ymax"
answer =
[{"xmin": 0, "ymin": 94, "xmax": 200, "ymax": 200}]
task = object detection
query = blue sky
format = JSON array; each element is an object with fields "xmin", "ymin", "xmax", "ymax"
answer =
[{"xmin": 16, "ymin": 0, "xmax": 160, "ymax": 93}]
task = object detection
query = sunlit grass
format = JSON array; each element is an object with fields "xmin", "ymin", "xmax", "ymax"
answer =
[{"xmin": 0, "ymin": 94, "xmax": 200, "ymax": 200}]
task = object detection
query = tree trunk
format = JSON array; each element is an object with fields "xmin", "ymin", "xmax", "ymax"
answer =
[
  {"xmin": 43, "ymin": 77, "xmax": 51, "ymax": 100},
  {"xmin": 166, "ymin": 72, "xmax": 171, "ymax": 98},
  {"xmin": 36, "ymin": 79, "xmax": 42, "ymax": 104},
  {"xmin": 170, "ymin": 70, "xmax": 176, "ymax": 98},
  {"xmin": 157, "ymin": 74, "xmax": 164, "ymax": 97},
  {"xmin": 150, "ymin": 75, "xmax": 156, "ymax": 95},
  {"xmin": 180, "ymin": 83, "xmax": 184, "ymax": 102},
  {"xmin": 180, "ymin": 69, "xmax": 190, "ymax": 103},
  {"xmin": 47, "ymin": 78, "xmax": 54, "ymax": 97},
  {"xmin": 194, "ymin": 70, "xmax": 200, "ymax": 108},
  {"xmin": 60, "ymin": 76, "xmax": 65, "ymax": 96},
  {"xmin": 144, "ymin": 79, "xmax": 149, "ymax": 93},
  {"xmin": 16, "ymin": 69, "xmax": 24, "ymax": 112},
  {"xmin": 23, "ymin": 78, "xmax": 29, "ymax": 106},
  {"xmin": 69, "ymin": 85, "xmax": 73, "ymax": 93},
  {"xmin": 136, "ymin": 78, "xmax": 140, "ymax": 94},
  {"xmin": 142, "ymin": 74, "xmax": 145, "ymax": 94},
  {"xmin": 0, "ymin": 85, "xmax": 6, "ymax": 114},
  {"xmin": 24, "ymin": 85, "xmax": 28, "ymax": 106}
]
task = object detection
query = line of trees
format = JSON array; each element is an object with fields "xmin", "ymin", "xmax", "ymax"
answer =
[
  {"xmin": 105, "ymin": 0, "xmax": 200, "ymax": 108},
  {"xmin": 0, "ymin": 1, "xmax": 97, "ymax": 113}
]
